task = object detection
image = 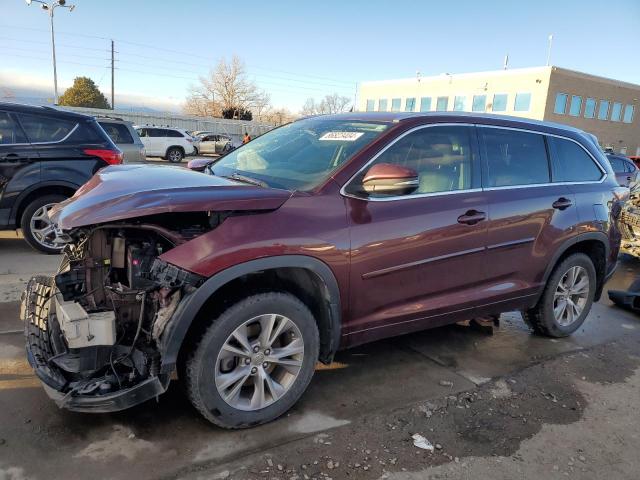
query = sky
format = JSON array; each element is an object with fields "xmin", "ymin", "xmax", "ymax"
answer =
[{"xmin": 1, "ymin": 0, "xmax": 639, "ymax": 113}]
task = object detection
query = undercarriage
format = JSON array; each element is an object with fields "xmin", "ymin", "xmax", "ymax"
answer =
[{"xmin": 21, "ymin": 219, "xmax": 206, "ymax": 412}]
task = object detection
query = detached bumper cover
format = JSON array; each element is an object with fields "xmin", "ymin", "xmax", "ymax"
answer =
[{"xmin": 21, "ymin": 276, "xmax": 169, "ymax": 413}]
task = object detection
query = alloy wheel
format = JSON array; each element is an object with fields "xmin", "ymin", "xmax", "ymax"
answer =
[
  {"xmin": 168, "ymin": 150, "xmax": 182, "ymax": 162},
  {"xmin": 29, "ymin": 203, "xmax": 64, "ymax": 251},
  {"xmin": 215, "ymin": 314, "xmax": 304, "ymax": 411},
  {"xmin": 553, "ymin": 266, "xmax": 590, "ymax": 326}
]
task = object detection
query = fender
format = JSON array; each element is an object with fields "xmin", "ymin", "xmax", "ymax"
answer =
[
  {"xmin": 9, "ymin": 180, "xmax": 80, "ymax": 226},
  {"xmin": 538, "ymin": 231, "xmax": 610, "ymax": 302},
  {"xmin": 159, "ymin": 255, "xmax": 342, "ymax": 373}
]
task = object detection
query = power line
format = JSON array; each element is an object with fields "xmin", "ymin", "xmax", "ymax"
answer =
[{"xmin": 0, "ymin": 24, "xmax": 357, "ymax": 86}]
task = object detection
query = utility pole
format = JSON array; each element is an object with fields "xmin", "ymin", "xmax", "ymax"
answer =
[
  {"xmin": 111, "ymin": 39, "xmax": 115, "ymax": 110},
  {"xmin": 49, "ymin": 7, "xmax": 58, "ymax": 104},
  {"xmin": 546, "ymin": 34, "xmax": 554, "ymax": 66},
  {"xmin": 25, "ymin": 0, "xmax": 75, "ymax": 105}
]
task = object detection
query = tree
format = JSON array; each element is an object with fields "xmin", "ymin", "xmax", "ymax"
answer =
[
  {"xmin": 184, "ymin": 55, "xmax": 269, "ymax": 118},
  {"xmin": 58, "ymin": 76, "xmax": 110, "ymax": 109},
  {"xmin": 300, "ymin": 93, "xmax": 352, "ymax": 116}
]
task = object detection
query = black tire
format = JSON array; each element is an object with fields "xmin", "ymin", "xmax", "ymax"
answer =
[
  {"xmin": 20, "ymin": 194, "xmax": 68, "ymax": 254},
  {"xmin": 166, "ymin": 147, "xmax": 184, "ymax": 163},
  {"xmin": 184, "ymin": 292, "xmax": 319, "ymax": 429},
  {"xmin": 522, "ymin": 253, "xmax": 597, "ymax": 337}
]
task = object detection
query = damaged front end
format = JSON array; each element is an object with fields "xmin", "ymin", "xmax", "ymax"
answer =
[
  {"xmin": 21, "ymin": 222, "xmax": 204, "ymax": 412},
  {"xmin": 620, "ymin": 187, "xmax": 640, "ymax": 258}
]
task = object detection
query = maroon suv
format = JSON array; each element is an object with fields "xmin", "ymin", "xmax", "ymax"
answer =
[{"xmin": 22, "ymin": 112, "xmax": 623, "ymax": 428}]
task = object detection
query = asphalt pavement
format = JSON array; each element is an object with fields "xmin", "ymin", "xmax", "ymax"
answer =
[{"xmin": 1, "ymin": 232, "xmax": 640, "ymax": 479}]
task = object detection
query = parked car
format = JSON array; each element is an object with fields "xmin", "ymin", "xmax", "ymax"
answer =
[
  {"xmin": 97, "ymin": 117, "xmax": 146, "ymax": 163},
  {"xmin": 134, "ymin": 126, "xmax": 195, "ymax": 162},
  {"xmin": 197, "ymin": 134, "xmax": 232, "ymax": 154},
  {"xmin": 22, "ymin": 112, "xmax": 623, "ymax": 428},
  {"xmin": 628, "ymin": 156, "xmax": 640, "ymax": 168},
  {"xmin": 607, "ymin": 154, "xmax": 638, "ymax": 187},
  {"xmin": 0, "ymin": 102, "xmax": 122, "ymax": 253}
]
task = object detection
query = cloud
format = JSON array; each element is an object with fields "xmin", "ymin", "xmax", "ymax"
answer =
[{"xmin": 0, "ymin": 70, "xmax": 183, "ymax": 113}]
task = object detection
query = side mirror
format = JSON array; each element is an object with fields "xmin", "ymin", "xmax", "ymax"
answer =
[
  {"xmin": 187, "ymin": 158, "xmax": 210, "ymax": 172},
  {"xmin": 362, "ymin": 163, "xmax": 419, "ymax": 196}
]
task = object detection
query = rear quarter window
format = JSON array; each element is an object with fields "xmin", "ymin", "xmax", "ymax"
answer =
[
  {"xmin": 16, "ymin": 113, "xmax": 76, "ymax": 143},
  {"xmin": 164, "ymin": 129, "xmax": 185, "ymax": 138},
  {"xmin": 100, "ymin": 122, "xmax": 134, "ymax": 144},
  {"xmin": 549, "ymin": 136, "xmax": 603, "ymax": 182}
]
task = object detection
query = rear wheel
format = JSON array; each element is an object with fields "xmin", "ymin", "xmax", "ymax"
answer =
[
  {"xmin": 166, "ymin": 147, "xmax": 184, "ymax": 163},
  {"xmin": 185, "ymin": 292, "xmax": 319, "ymax": 428},
  {"xmin": 523, "ymin": 253, "xmax": 596, "ymax": 337},
  {"xmin": 20, "ymin": 194, "xmax": 68, "ymax": 254}
]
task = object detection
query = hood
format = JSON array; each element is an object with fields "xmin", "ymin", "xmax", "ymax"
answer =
[{"xmin": 51, "ymin": 164, "xmax": 293, "ymax": 229}]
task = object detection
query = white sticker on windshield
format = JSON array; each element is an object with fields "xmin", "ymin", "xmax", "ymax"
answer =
[{"xmin": 319, "ymin": 131, "xmax": 364, "ymax": 142}]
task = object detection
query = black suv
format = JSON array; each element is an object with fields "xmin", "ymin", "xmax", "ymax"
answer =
[{"xmin": 0, "ymin": 103, "xmax": 122, "ymax": 253}]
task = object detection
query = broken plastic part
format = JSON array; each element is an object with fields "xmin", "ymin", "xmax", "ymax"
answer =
[{"xmin": 412, "ymin": 433, "xmax": 435, "ymax": 451}]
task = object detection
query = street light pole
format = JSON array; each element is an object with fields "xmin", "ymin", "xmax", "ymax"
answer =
[
  {"xmin": 25, "ymin": 0, "xmax": 76, "ymax": 105},
  {"xmin": 49, "ymin": 6, "xmax": 58, "ymax": 104}
]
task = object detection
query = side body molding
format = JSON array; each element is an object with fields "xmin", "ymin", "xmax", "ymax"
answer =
[{"xmin": 159, "ymin": 255, "xmax": 342, "ymax": 373}]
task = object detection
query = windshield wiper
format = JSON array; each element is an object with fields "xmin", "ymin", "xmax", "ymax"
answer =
[{"xmin": 227, "ymin": 172, "xmax": 268, "ymax": 188}]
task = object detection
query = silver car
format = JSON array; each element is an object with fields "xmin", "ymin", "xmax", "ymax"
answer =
[
  {"xmin": 98, "ymin": 118, "xmax": 146, "ymax": 163},
  {"xmin": 197, "ymin": 134, "xmax": 232, "ymax": 154}
]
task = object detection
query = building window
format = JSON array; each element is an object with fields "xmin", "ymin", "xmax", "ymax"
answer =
[
  {"xmin": 391, "ymin": 98, "xmax": 401, "ymax": 112},
  {"xmin": 436, "ymin": 96, "xmax": 449, "ymax": 111},
  {"xmin": 420, "ymin": 97, "xmax": 432, "ymax": 112},
  {"xmin": 453, "ymin": 96, "xmax": 466, "ymax": 111},
  {"xmin": 492, "ymin": 94, "xmax": 508, "ymax": 112},
  {"xmin": 366, "ymin": 99, "xmax": 375, "ymax": 112},
  {"xmin": 623, "ymin": 105, "xmax": 635, "ymax": 124},
  {"xmin": 514, "ymin": 93, "xmax": 531, "ymax": 112},
  {"xmin": 554, "ymin": 93, "xmax": 568, "ymax": 114},
  {"xmin": 597, "ymin": 100, "xmax": 609, "ymax": 120},
  {"xmin": 405, "ymin": 98, "xmax": 416, "ymax": 112},
  {"xmin": 472, "ymin": 95, "xmax": 486, "ymax": 112},
  {"xmin": 584, "ymin": 98, "xmax": 596, "ymax": 118},
  {"xmin": 569, "ymin": 95, "xmax": 582, "ymax": 117},
  {"xmin": 378, "ymin": 99, "xmax": 388, "ymax": 111},
  {"xmin": 611, "ymin": 102, "xmax": 623, "ymax": 122}
]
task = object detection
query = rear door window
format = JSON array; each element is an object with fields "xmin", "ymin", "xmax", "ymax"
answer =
[
  {"xmin": 0, "ymin": 111, "xmax": 27, "ymax": 144},
  {"xmin": 165, "ymin": 129, "xmax": 184, "ymax": 138},
  {"xmin": 549, "ymin": 137, "xmax": 604, "ymax": 182},
  {"xmin": 16, "ymin": 113, "xmax": 76, "ymax": 143},
  {"xmin": 100, "ymin": 122, "xmax": 134, "ymax": 144},
  {"xmin": 148, "ymin": 128, "xmax": 165, "ymax": 138},
  {"xmin": 479, "ymin": 127, "xmax": 550, "ymax": 187}
]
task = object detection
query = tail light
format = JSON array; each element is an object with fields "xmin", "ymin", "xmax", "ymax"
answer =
[
  {"xmin": 84, "ymin": 148, "xmax": 123, "ymax": 165},
  {"xmin": 186, "ymin": 138, "xmax": 193, "ymax": 143}
]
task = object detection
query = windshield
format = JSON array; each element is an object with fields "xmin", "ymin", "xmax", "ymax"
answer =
[{"xmin": 210, "ymin": 117, "xmax": 390, "ymax": 190}]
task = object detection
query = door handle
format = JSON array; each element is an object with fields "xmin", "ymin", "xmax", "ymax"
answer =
[
  {"xmin": 457, "ymin": 209, "xmax": 486, "ymax": 225},
  {"xmin": 0, "ymin": 154, "xmax": 29, "ymax": 163},
  {"xmin": 552, "ymin": 197, "xmax": 573, "ymax": 210}
]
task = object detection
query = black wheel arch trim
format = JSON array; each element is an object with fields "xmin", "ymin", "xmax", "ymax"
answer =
[
  {"xmin": 159, "ymin": 255, "xmax": 342, "ymax": 373},
  {"xmin": 10, "ymin": 180, "xmax": 79, "ymax": 226},
  {"xmin": 539, "ymin": 231, "xmax": 611, "ymax": 303}
]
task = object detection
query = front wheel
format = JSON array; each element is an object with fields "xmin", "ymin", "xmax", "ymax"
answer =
[
  {"xmin": 20, "ymin": 194, "xmax": 68, "ymax": 254},
  {"xmin": 184, "ymin": 292, "xmax": 319, "ymax": 428},
  {"xmin": 166, "ymin": 147, "xmax": 184, "ymax": 163},
  {"xmin": 523, "ymin": 253, "xmax": 597, "ymax": 337}
]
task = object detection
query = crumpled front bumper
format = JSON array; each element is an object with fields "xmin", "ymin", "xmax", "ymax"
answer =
[
  {"xmin": 620, "ymin": 205, "xmax": 640, "ymax": 257},
  {"xmin": 21, "ymin": 276, "xmax": 169, "ymax": 413}
]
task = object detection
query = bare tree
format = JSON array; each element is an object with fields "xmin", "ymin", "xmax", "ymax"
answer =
[
  {"xmin": 183, "ymin": 55, "xmax": 270, "ymax": 117},
  {"xmin": 300, "ymin": 93, "xmax": 352, "ymax": 115}
]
